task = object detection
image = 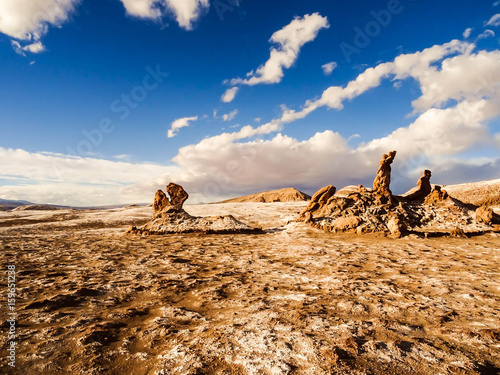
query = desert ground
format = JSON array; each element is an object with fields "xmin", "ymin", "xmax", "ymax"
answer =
[{"xmin": 0, "ymin": 202, "xmax": 499, "ymax": 374}]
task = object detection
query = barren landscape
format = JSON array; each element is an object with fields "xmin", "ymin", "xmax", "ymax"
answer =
[{"xmin": 1, "ymin": 202, "xmax": 499, "ymax": 374}]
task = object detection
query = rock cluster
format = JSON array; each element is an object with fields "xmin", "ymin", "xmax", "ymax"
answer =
[
  {"xmin": 298, "ymin": 152, "xmax": 500, "ymax": 237},
  {"xmin": 128, "ymin": 183, "xmax": 262, "ymax": 235}
]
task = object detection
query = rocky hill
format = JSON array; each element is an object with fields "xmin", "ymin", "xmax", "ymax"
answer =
[
  {"xmin": 438, "ymin": 179, "xmax": 500, "ymax": 207},
  {"xmin": 220, "ymin": 188, "xmax": 311, "ymax": 203}
]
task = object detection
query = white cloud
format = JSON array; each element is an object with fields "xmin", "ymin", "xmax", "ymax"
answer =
[
  {"xmin": 485, "ymin": 13, "xmax": 500, "ymax": 27},
  {"xmin": 495, "ymin": 1, "xmax": 500, "ymax": 6},
  {"xmin": 22, "ymin": 41, "xmax": 46, "ymax": 53},
  {"xmin": 322, "ymin": 61, "xmax": 337, "ymax": 75},
  {"xmin": 477, "ymin": 29, "xmax": 495, "ymax": 40},
  {"xmin": 0, "ymin": 0, "xmax": 79, "ymax": 40},
  {"xmin": 0, "ymin": 0, "xmax": 78, "ymax": 54},
  {"xmin": 221, "ymin": 87, "xmax": 239, "ymax": 103},
  {"xmin": 167, "ymin": 116, "xmax": 198, "ymax": 138},
  {"xmin": 222, "ymin": 109, "xmax": 238, "ymax": 122},
  {"xmin": 223, "ymin": 13, "xmax": 329, "ymax": 101},
  {"xmin": 0, "ymin": 148, "xmax": 179, "ymax": 206},
  {"xmin": 463, "ymin": 28, "xmax": 473, "ymax": 39},
  {"xmin": 12, "ymin": 40, "xmax": 46, "ymax": 56},
  {"xmin": 120, "ymin": 0, "xmax": 210, "ymax": 30}
]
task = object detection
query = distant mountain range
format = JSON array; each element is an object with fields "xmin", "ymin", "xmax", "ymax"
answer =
[
  {"xmin": 0, "ymin": 198, "xmax": 34, "ymax": 210},
  {"xmin": 0, "ymin": 198, "xmax": 150, "ymax": 211}
]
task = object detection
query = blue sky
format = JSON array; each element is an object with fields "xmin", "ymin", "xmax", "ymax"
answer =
[{"xmin": 0, "ymin": 0, "xmax": 499, "ymax": 205}]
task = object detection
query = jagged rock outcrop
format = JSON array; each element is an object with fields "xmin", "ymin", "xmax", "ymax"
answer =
[
  {"xmin": 153, "ymin": 190, "xmax": 169, "ymax": 213},
  {"xmin": 424, "ymin": 186, "xmax": 452, "ymax": 206},
  {"xmin": 153, "ymin": 183, "xmax": 189, "ymax": 213},
  {"xmin": 373, "ymin": 151, "xmax": 397, "ymax": 194},
  {"xmin": 166, "ymin": 182, "xmax": 189, "ymax": 207},
  {"xmin": 297, "ymin": 151, "xmax": 499, "ymax": 238},
  {"xmin": 128, "ymin": 183, "xmax": 262, "ymax": 235},
  {"xmin": 475, "ymin": 206, "xmax": 500, "ymax": 226},
  {"xmin": 298, "ymin": 185, "xmax": 336, "ymax": 222},
  {"xmin": 406, "ymin": 170, "xmax": 432, "ymax": 201}
]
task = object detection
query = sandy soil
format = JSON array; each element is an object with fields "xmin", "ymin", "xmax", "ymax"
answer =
[{"xmin": 0, "ymin": 203, "xmax": 499, "ymax": 374}]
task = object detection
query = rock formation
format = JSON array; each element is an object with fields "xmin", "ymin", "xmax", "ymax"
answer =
[
  {"xmin": 298, "ymin": 185, "xmax": 336, "ymax": 222},
  {"xmin": 153, "ymin": 183, "xmax": 189, "ymax": 213},
  {"xmin": 406, "ymin": 170, "xmax": 432, "ymax": 201},
  {"xmin": 166, "ymin": 182, "xmax": 189, "ymax": 207},
  {"xmin": 297, "ymin": 151, "xmax": 500, "ymax": 238},
  {"xmin": 128, "ymin": 183, "xmax": 262, "ymax": 235},
  {"xmin": 153, "ymin": 190, "xmax": 169, "ymax": 213},
  {"xmin": 475, "ymin": 206, "xmax": 500, "ymax": 226},
  {"xmin": 373, "ymin": 151, "xmax": 397, "ymax": 194}
]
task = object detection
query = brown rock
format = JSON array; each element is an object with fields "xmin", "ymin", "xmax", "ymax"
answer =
[
  {"xmin": 166, "ymin": 183, "xmax": 189, "ymax": 207},
  {"xmin": 406, "ymin": 170, "xmax": 432, "ymax": 201},
  {"xmin": 311, "ymin": 185, "xmax": 336, "ymax": 205},
  {"xmin": 387, "ymin": 215, "xmax": 407, "ymax": 238},
  {"xmin": 332, "ymin": 216, "xmax": 362, "ymax": 232},
  {"xmin": 153, "ymin": 190, "xmax": 169, "ymax": 213},
  {"xmin": 298, "ymin": 185, "xmax": 336, "ymax": 221},
  {"xmin": 450, "ymin": 227, "xmax": 467, "ymax": 238},
  {"xmin": 424, "ymin": 186, "xmax": 450, "ymax": 206},
  {"xmin": 475, "ymin": 206, "xmax": 500, "ymax": 225},
  {"xmin": 373, "ymin": 151, "xmax": 397, "ymax": 194}
]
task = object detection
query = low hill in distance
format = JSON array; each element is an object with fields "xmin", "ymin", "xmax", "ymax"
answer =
[
  {"xmin": 0, "ymin": 198, "xmax": 33, "ymax": 210},
  {"xmin": 219, "ymin": 188, "xmax": 311, "ymax": 203},
  {"xmin": 441, "ymin": 179, "xmax": 500, "ymax": 206}
]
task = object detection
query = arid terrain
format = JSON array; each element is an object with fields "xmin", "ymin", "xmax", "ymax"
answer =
[{"xmin": 1, "ymin": 202, "xmax": 499, "ymax": 374}]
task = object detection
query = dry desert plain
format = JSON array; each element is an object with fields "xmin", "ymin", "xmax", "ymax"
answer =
[{"xmin": 0, "ymin": 202, "xmax": 499, "ymax": 374}]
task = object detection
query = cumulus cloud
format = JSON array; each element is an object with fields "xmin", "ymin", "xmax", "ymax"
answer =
[
  {"xmin": 0, "ymin": 148, "xmax": 178, "ymax": 206},
  {"xmin": 221, "ymin": 87, "xmax": 239, "ymax": 103},
  {"xmin": 0, "ymin": 0, "xmax": 79, "ymax": 52},
  {"xmin": 222, "ymin": 109, "xmax": 238, "ymax": 122},
  {"xmin": 167, "ymin": 116, "xmax": 198, "ymax": 138},
  {"xmin": 485, "ymin": 14, "xmax": 500, "ymax": 27},
  {"xmin": 322, "ymin": 61, "xmax": 337, "ymax": 75},
  {"xmin": 223, "ymin": 13, "xmax": 329, "ymax": 101},
  {"xmin": 120, "ymin": 0, "xmax": 210, "ymax": 30},
  {"xmin": 463, "ymin": 28, "xmax": 473, "ymax": 39}
]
